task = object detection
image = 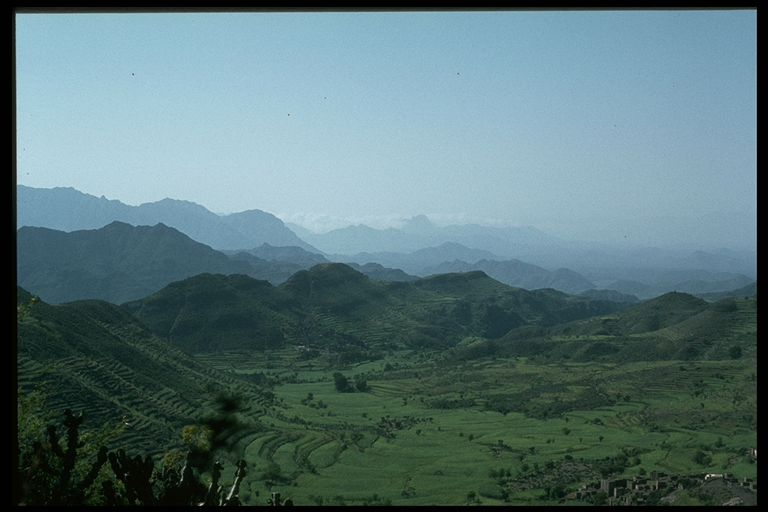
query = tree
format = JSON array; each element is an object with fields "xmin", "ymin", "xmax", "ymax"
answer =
[
  {"xmin": 354, "ymin": 374, "xmax": 369, "ymax": 392},
  {"xmin": 333, "ymin": 372, "xmax": 352, "ymax": 393},
  {"xmin": 593, "ymin": 491, "xmax": 608, "ymax": 505},
  {"xmin": 693, "ymin": 449, "xmax": 712, "ymax": 466},
  {"xmin": 729, "ymin": 345, "xmax": 742, "ymax": 359}
]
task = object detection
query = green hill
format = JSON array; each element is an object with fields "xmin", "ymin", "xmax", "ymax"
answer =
[
  {"xmin": 17, "ymin": 288, "xmax": 273, "ymax": 456},
  {"xmin": 125, "ymin": 264, "xmax": 625, "ymax": 354},
  {"xmin": 603, "ymin": 291, "xmax": 709, "ymax": 335},
  {"xmin": 122, "ymin": 273, "xmax": 295, "ymax": 353},
  {"xmin": 496, "ymin": 291, "xmax": 755, "ymax": 363},
  {"xmin": 539, "ymin": 291, "xmax": 709, "ymax": 338}
]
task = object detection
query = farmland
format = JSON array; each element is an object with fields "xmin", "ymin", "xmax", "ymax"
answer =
[{"xmin": 198, "ymin": 346, "xmax": 757, "ymax": 505}]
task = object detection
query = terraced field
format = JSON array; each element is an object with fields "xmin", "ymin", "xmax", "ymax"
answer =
[
  {"xmin": 16, "ymin": 297, "xmax": 276, "ymax": 457},
  {"xmin": 197, "ymin": 348, "xmax": 757, "ymax": 506}
]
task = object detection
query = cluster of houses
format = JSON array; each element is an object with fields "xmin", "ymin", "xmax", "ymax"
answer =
[{"xmin": 564, "ymin": 471, "xmax": 756, "ymax": 506}]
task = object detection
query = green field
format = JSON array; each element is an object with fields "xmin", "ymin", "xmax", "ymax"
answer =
[{"xmin": 197, "ymin": 349, "xmax": 757, "ymax": 506}]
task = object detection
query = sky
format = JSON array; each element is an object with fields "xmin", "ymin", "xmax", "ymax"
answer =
[{"xmin": 15, "ymin": 10, "xmax": 756, "ymax": 249}]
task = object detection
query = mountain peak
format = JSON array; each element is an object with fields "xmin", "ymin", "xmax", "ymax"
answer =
[
  {"xmin": 401, "ymin": 214, "xmax": 434, "ymax": 232},
  {"xmin": 103, "ymin": 220, "xmax": 134, "ymax": 229}
]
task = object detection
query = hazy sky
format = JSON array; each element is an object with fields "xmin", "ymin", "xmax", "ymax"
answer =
[{"xmin": 15, "ymin": 11, "xmax": 756, "ymax": 248}]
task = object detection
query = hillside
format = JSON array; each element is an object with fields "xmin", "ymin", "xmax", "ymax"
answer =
[
  {"xmin": 17, "ymin": 185, "xmax": 316, "ymax": 251},
  {"xmin": 495, "ymin": 291, "xmax": 755, "ymax": 363},
  {"xmin": 530, "ymin": 291, "xmax": 709, "ymax": 338},
  {"xmin": 122, "ymin": 273, "xmax": 296, "ymax": 353},
  {"xmin": 16, "ymin": 288, "xmax": 273, "ymax": 456},
  {"xmin": 17, "ymin": 222, "xmax": 259, "ymax": 304},
  {"xmin": 601, "ymin": 291, "xmax": 710, "ymax": 335},
  {"xmin": 124, "ymin": 264, "xmax": 626, "ymax": 354}
]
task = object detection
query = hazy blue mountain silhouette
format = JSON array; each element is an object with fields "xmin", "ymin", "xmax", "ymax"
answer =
[
  {"xmin": 423, "ymin": 259, "xmax": 595, "ymax": 294},
  {"xmin": 337, "ymin": 242, "xmax": 501, "ymax": 275},
  {"xmin": 300, "ymin": 215, "xmax": 562, "ymax": 256},
  {"xmin": 17, "ymin": 185, "xmax": 317, "ymax": 252}
]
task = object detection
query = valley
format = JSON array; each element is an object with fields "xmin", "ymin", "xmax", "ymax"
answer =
[
  {"xmin": 15, "ymin": 187, "xmax": 757, "ymax": 506},
  {"xmin": 16, "ymin": 276, "xmax": 757, "ymax": 505},
  {"xmin": 15, "ymin": 8, "xmax": 756, "ymax": 506},
  {"xmin": 194, "ymin": 345, "xmax": 756, "ymax": 506}
]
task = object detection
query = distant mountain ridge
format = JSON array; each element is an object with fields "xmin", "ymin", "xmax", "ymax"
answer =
[
  {"xmin": 17, "ymin": 185, "xmax": 317, "ymax": 252},
  {"xmin": 294, "ymin": 213, "xmax": 756, "ymax": 286},
  {"xmin": 300, "ymin": 215, "xmax": 563, "ymax": 256},
  {"xmin": 17, "ymin": 186, "xmax": 755, "ymax": 296},
  {"xmin": 423, "ymin": 259, "xmax": 595, "ymax": 294},
  {"xmin": 601, "ymin": 270, "xmax": 755, "ymax": 300},
  {"xmin": 224, "ymin": 243, "xmax": 329, "ymax": 267},
  {"xmin": 338, "ymin": 242, "xmax": 501, "ymax": 275},
  {"xmin": 17, "ymin": 223, "xmax": 452, "ymax": 305}
]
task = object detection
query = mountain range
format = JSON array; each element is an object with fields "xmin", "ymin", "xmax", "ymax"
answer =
[
  {"xmin": 297, "ymin": 214, "xmax": 564, "ymax": 256},
  {"xmin": 292, "ymin": 214, "xmax": 756, "ymax": 280},
  {"xmin": 17, "ymin": 185, "xmax": 317, "ymax": 252},
  {"xmin": 17, "ymin": 222, "xmax": 442, "ymax": 304},
  {"xmin": 17, "ymin": 185, "xmax": 756, "ymax": 299}
]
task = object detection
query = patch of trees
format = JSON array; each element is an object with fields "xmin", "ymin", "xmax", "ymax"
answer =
[
  {"xmin": 332, "ymin": 372, "xmax": 369, "ymax": 393},
  {"xmin": 482, "ymin": 385, "xmax": 613, "ymax": 419},
  {"xmin": 427, "ymin": 397, "xmax": 476, "ymax": 410},
  {"xmin": 375, "ymin": 415, "xmax": 433, "ymax": 439},
  {"xmin": 587, "ymin": 451, "xmax": 643, "ymax": 478},
  {"xmin": 693, "ymin": 449, "xmax": 713, "ymax": 466}
]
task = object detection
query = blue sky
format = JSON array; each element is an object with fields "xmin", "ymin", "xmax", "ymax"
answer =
[{"xmin": 15, "ymin": 11, "xmax": 756, "ymax": 248}]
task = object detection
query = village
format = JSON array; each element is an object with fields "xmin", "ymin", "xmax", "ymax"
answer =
[{"xmin": 564, "ymin": 470, "xmax": 757, "ymax": 506}]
